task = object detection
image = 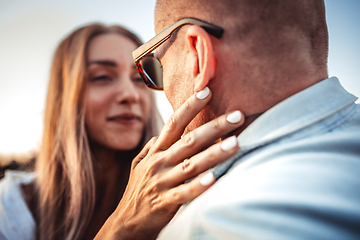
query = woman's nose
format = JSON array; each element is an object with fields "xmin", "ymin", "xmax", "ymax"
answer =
[{"xmin": 115, "ymin": 76, "xmax": 140, "ymax": 104}]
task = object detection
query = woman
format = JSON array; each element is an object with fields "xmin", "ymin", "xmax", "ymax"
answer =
[
  {"xmin": 35, "ymin": 24, "xmax": 165, "ymax": 239},
  {"xmin": 0, "ymin": 23, "xmax": 244, "ymax": 240}
]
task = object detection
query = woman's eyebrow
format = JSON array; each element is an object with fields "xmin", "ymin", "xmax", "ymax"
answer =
[{"xmin": 88, "ymin": 60, "xmax": 117, "ymax": 67}]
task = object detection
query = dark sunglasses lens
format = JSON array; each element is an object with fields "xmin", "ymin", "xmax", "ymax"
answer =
[{"xmin": 140, "ymin": 56, "xmax": 163, "ymax": 89}]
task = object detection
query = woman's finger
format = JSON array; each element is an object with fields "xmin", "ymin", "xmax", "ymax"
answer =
[
  {"xmin": 164, "ymin": 110, "xmax": 244, "ymax": 166},
  {"xmin": 163, "ymin": 171, "xmax": 217, "ymax": 206},
  {"xmin": 161, "ymin": 136, "xmax": 239, "ymax": 187},
  {"xmin": 132, "ymin": 136, "xmax": 158, "ymax": 168},
  {"xmin": 155, "ymin": 87, "xmax": 212, "ymax": 151}
]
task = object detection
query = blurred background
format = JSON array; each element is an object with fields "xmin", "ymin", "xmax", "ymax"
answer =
[{"xmin": 0, "ymin": 0, "xmax": 359, "ymax": 158}]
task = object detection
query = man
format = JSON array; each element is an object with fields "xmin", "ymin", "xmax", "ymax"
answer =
[{"xmin": 133, "ymin": 0, "xmax": 360, "ymax": 239}]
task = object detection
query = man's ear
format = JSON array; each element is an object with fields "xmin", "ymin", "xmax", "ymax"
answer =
[{"xmin": 185, "ymin": 25, "xmax": 215, "ymax": 92}]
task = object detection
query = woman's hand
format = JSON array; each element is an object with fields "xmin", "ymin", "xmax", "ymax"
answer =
[{"xmin": 95, "ymin": 87, "xmax": 244, "ymax": 240}]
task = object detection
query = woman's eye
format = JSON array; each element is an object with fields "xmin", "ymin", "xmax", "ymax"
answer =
[
  {"xmin": 91, "ymin": 75, "xmax": 111, "ymax": 82},
  {"xmin": 132, "ymin": 74, "xmax": 145, "ymax": 86},
  {"xmin": 133, "ymin": 76, "xmax": 143, "ymax": 83}
]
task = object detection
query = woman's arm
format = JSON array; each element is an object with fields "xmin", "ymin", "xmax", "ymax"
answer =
[{"xmin": 95, "ymin": 88, "xmax": 244, "ymax": 240}]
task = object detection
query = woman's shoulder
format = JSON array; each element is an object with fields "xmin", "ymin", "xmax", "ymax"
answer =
[
  {"xmin": 0, "ymin": 170, "xmax": 36, "ymax": 240},
  {"xmin": 0, "ymin": 169, "xmax": 36, "ymax": 184},
  {"xmin": 0, "ymin": 170, "xmax": 36, "ymax": 196}
]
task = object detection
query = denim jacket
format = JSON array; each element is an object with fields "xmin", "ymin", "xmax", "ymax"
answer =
[{"xmin": 0, "ymin": 170, "xmax": 36, "ymax": 240}]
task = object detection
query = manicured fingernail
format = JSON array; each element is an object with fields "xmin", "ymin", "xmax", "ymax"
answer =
[
  {"xmin": 196, "ymin": 87, "xmax": 210, "ymax": 100},
  {"xmin": 200, "ymin": 172, "xmax": 215, "ymax": 186},
  {"xmin": 221, "ymin": 136, "xmax": 238, "ymax": 151},
  {"xmin": 226, "ymin": 110, "xmax": 242, "ymax": 123}
]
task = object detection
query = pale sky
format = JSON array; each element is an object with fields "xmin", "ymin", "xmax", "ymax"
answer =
[{"xmin": 0, "ymin": 0, "xmax": 359, "ymax": 154}]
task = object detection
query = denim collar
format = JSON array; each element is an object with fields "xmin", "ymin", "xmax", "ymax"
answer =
[{"xmin": 213, "ymin": 77, "xmax": 358, "ymax": 179}]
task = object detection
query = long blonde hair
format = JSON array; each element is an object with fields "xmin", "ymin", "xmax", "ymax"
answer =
[{"xmin": 35, "ymin": 23, "xmax": 163, "ymax": 240}]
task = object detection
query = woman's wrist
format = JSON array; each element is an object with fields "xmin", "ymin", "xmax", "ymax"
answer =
[{"xmin": 94, "ymin": 210, "xmax": 131, "ymax": 240}]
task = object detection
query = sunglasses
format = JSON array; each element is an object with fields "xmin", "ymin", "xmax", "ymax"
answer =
[{"xmin": 132, "ymin": 18, "xmax": 224, "ymax": 90}]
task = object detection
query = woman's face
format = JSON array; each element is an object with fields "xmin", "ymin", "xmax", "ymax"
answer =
[{"xmin": 84, "ymin": 33, "xmax": 151, "ymax": 151}]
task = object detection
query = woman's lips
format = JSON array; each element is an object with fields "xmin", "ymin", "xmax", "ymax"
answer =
[{"xmin": 108, "ymin": 113, "xmax": 141, "ymax": 125}]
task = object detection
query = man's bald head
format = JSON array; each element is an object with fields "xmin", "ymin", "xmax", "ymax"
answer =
[
  {"xmin": 155, "ymin": 0, "xmax": 328, "ymax": 69},
  {"xmin": 154, "ymin": 0, "xmax": 329, "ymax": 132}
]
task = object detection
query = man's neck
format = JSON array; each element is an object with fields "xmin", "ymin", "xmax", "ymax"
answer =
[{"xmin": 222, "ymin": 112, "xmax": 264, "ymax": 140}]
